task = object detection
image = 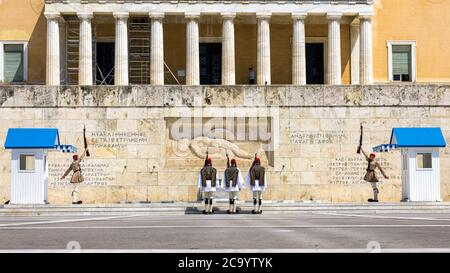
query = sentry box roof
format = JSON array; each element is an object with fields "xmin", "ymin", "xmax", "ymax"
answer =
[
  {"xmin": 4, "ymin": 128, "xmax": 77, "ymax": 153},
  {"xmin": 390, "ymin": 127, "xmax": 446, "ymax": 148},
  {"xmin": 373, "ymin": 127, "xmax": 446, "ymax": 152}
]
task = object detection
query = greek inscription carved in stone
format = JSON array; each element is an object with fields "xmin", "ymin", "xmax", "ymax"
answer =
[
  {"xmin": 49, "ymin": 161, "xmax": 114, "ymax": 187},
  {"xmin": 290, "ymin": 131, "xmax": 346, "ymax": 145},
  {"xmin": 89, "ymin": 132, "xmax": 148, "ymax": 148}
]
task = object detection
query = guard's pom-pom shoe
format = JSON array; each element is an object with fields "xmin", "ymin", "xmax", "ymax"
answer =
[
  {"xmin": 202, "ymin": 210, "xmax": 208, "ymax": 215},
  {"xmin": 252, "ymin": 210, "xmax": 256, "ymax": 214},
  {"xmin": 77, "ymin": 201, "xmax": 83, "ymax": 204},
  {"xmin": 227, "ymin": 210, "xmax": 231, "ymax": 214},
  {"xmin": 258, "ymin": 210, "xmax": 263, "ymax": 214}
]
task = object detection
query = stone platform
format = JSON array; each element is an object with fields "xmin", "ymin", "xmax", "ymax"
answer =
[{"xmin": 2, "ymin": 202, "xmax": 450, "ymax": 216}]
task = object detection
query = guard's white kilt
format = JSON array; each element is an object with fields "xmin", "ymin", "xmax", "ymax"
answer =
[
  {"xmin": 246, "ymin": 173, "xmax": 267, "ymax": 192},
  {"xmin": 197, "ymin": 174, "xmax": 219, "ymax": 193}
]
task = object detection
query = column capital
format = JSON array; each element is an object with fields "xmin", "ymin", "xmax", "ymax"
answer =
[
  {"xmin": 149, "ymin": 12, "xmax": 165, "ymax": 20},
  {"xmin": 359, "ymin": 12, "xmax": 374, "ymax": 20},
  {"xmin": 77, "ymin": 12, "xmax": 93, "ymax": 21},
  {"xmin": 221, "ymin": 12, "xmax": 236, "ymax": 20},
  {"xmin": 185, "ymin": 12, "xmax": 201, "ymax": 20},
  {"xmin": 113, "ymin": 12, "xmax": 129, "ymax": 20},
  {"xmin": 256, "ymin": 12, "xmax": 272, "ymax": 20},
  {"xmin": 292, "ymin": 13, "xmax": 307, "ymax": 20},
  {"xmin": 327, "ymin": 13, "xmax": 343, "ymax": 20},
  {"xmin": 44, "ymin": 12, "xmax": 61, "ymax": 21}
]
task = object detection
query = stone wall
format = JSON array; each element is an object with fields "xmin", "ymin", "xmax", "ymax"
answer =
[{"xmin": 1, "ymin": 84, "xmax": 450, "ymax": 204}]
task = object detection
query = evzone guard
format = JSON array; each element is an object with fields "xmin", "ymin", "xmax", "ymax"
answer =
[
  {"xmin": 247, "ymin": 155, "xmax": 267, "ymax": 214},
  {"xmin": 61, "ymin": 148, "xmax": 89, "ymax": 205},
  {"xmin": 222, "ymin": 153, "xmax": 244, "ymax": 214},
  {"xmin": 198, "ymin": 153, "xmax": 219, "ymax": 214},
  {"xmin": 60, "ymin": 127, "xmax": 91, "ymax": 205},
  {"xmin": 358, "ymin": 146, "xmax": 389, "ymax": 202}
]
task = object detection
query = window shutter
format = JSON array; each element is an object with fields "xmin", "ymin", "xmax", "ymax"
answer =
[
  {"xmin": 392, "ymin": 45, "xmax": 411, "ymax": 76},
  {"xmin": 3, "ymin": 44, "xmax": 24, "ymax": 83}
]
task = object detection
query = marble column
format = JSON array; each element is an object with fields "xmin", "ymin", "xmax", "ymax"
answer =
[
  {"xmin": 78, "ymin": 12, "xmax": 93, "ymax": 85},
  {"xmin": 360, "ymin": 13, "xmax": 373, "ymax": 85},
  {"xmin": 185, "ymin": 12, "xmax": 200, "ymax": 85},
  {"xmin": 350, "ymin": 20, "xmax": 360, "ymax": 85},
  {"xmin": 292, "ymin": 13, "xmax": 307, "ymax": 85},
  {"xmin": 149, "ymin": 12, "xmax": 165, "ymax": 85},
  {"xmin": 77, "ymin": 12, "xmax": 93, "ymax": 85},
  {"xmin": 327, "ymin": 13, "xmax": 342, "ymax": 85},
  {"xmin": 257, "ymin": 13, "xmax": 271, "ymax": 85},
  {"xmin": 45, "ymin": 12, "xmax": 61, "ymax": 86},
  {"xmin": 221, "ymin": 13, "xmax": 236, "ymax": 85},
  {"xmin": 114, "ymin": 12, "xmax": 129, "ymax": 86}
]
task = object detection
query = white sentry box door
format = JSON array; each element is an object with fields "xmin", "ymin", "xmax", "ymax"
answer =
[
  {"xmin": 11, "ymin": 149, "xmax": 46, "ymax": 204},
  {"xmin": 408, "ymin": 148, "xmax": 441, "ymax": 202}
]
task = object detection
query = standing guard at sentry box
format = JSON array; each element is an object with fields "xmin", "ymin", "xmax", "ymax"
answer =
[
  {"xmin": 246, "ymin": 157, "xmax": 267, "ymax": 214},
  {"xmin": 222, "ymin": 156, "xmax": 245, "ymax": 214},
  {"xmin": 198, "ymin": 157, "xmax": 219, "ymax": 214}
]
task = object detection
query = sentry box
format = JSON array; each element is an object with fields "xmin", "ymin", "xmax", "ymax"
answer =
[
  {"xmin": 4, "ymin": 128, "xmax": 77, "ymax": 205},
  {"xmin": 373, "ymin": 127, "xmax": 447, "ymax": 202}
]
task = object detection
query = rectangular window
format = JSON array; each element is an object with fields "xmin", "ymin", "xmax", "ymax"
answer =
[
  {"xmin": 416, "ymin": 153, "xmax": 432, "ymax": 169},
  {"xmin": 3, "ymin": 44, "xmax": 24, "ymax": 83},
  {"xmin": 19, "ymin": 154, "xmax": 35, "ymax": 172},
  {"xmin": 392, "ymin": 45, "xmax": 411, "ymax": 82},
  {"xmin": 387, "ymin": 41, "xmax": 416, "ymax": 82}
]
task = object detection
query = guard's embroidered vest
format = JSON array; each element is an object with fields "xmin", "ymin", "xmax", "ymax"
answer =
[
  {"xmin": 72, "ymin": 162, "xmax": 81, "ymax": 172},
  {"xmin": 200, "ymin": 166, "xmax": 217, "ymax": 187},
  {"xmin": 367, "ymin": 160, "xmax": 376, "ymax": 172},
  {"xmin": 224, "ymin": 166, "xmax": 239, "ymax": 187},
  {"xmin": 250, "ymin": 165, "xmax": 265, "ymax": 186}
]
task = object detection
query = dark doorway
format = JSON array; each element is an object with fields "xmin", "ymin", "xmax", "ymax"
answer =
[
  {"xmin": 96, "ymin": 42, "xmax": 115, "ymax": 85},
  {"xmin": 306, "ymin": 43, "xmax": 325, "ymax": 84},
  {"xmin": 200, "ymin": 43, "xmax": 222, "ymax": 85}
]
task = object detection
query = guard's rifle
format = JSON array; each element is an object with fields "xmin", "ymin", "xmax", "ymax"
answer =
[
  {"xmin": 357, "ymin": 124, "xmax": 363, "ymax": 154},
  {"xmin": 83, "ymin": 125, "xmax": 90, "ymax": 157},
  {"xmin": 204, "ymin": 147, "xmax": 209, "ymax": 166}
]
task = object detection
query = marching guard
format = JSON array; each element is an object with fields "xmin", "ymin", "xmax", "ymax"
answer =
[
  {"xmin": 222, "ymin": 156, "xmax": 244, "ymax": 214},
  {"xmin": 198, "ymin": 157, "xmax": 219, "ymax": 214},
  {"xmin": 358, "ymin": 146, "xmax": 389, "ymax": 202},
  {"xmin": 61, "ymin": 148, "xmax": 89, "ymax": 205},
  {"xmin": 247, "ymin": 156, "xmax": 267, "ymax": 214}
]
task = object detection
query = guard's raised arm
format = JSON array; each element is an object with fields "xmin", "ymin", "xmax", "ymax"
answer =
[{"xmin": 360, "ymin": 147, "xmax": 369, "ymax": 161}]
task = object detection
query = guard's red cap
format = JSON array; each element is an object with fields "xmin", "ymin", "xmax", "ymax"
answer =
[
  {"xmin": 255, "ymin": 157, "xmax": 261, "ymax": 163},
  {"xmin": 73, "ymin": 154, "xmax": 79, "ymax": 160},
  {"xmin": 231, "ymin": 159, "xmax": 236, "ymax": 165},
  {"xmin": 206, "ymin": 157, "xmax": 212, "ymax": 164},
  {"xmin": 370, "ymin": 153, "xmax": 376, "ymax": 158}
]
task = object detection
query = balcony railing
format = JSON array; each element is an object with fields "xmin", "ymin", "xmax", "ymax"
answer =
[{"xmin": 45, "ymin": 0, "xmax": 373, "ymax": 5}]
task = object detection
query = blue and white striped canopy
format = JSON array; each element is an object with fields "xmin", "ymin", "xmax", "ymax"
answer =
[
  {"xmin": 372, "ymin": 144, "xmax": 397, "ymax": 153},
  {"xmin": 54, "ymin": 145, "xmax": 77, "ymax": 153}
]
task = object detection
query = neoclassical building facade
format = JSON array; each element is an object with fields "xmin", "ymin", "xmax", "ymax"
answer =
[
  {"xmin": 42, "ymin": 0, "xmax": 374, "ymax": 87},
  {"xmin": 2, "ymin": 0, "xmax": 450, "ymax": 86}
]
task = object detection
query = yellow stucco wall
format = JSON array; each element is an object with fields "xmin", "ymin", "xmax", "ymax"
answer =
[
  {"xmin": 1, "ymin": 0, "xmax": 450, "ymax": 84},
  {"xmin": 0, "ymin": 0, "xmax": 46, "ymax": 83},
  {"xmin": 374, "ymin": 0, "xmax": 450, "ymax": 83}
]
